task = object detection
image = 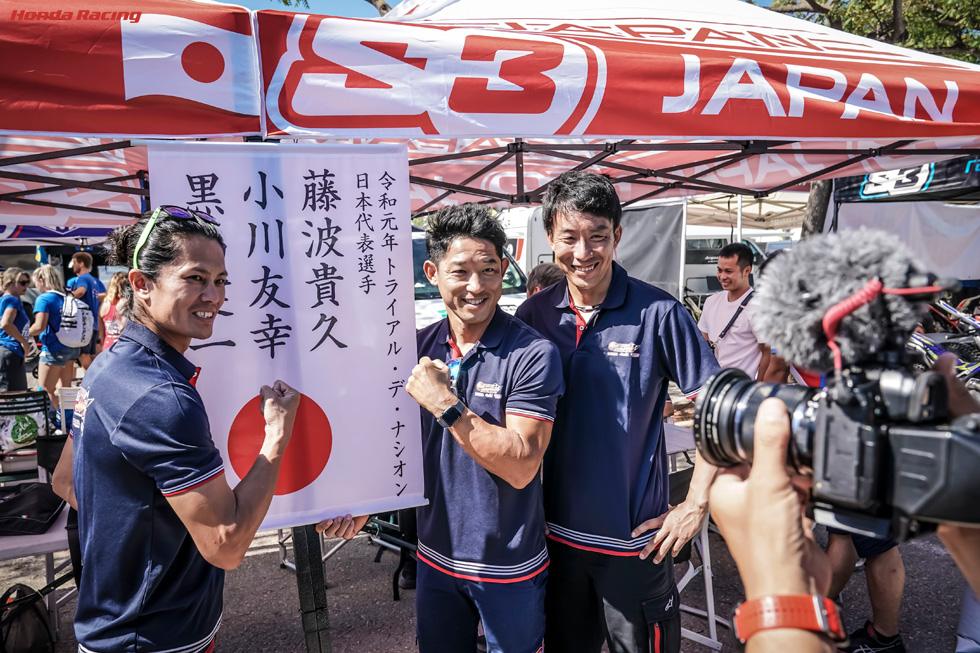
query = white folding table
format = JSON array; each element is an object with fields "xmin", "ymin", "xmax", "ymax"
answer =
[{"xmin": 0, "ymin": 506, "xmax": 76, "ymax": 639}]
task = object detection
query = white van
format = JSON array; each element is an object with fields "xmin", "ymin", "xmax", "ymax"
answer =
[{"xmin": 413, "ymin": 231, "xmax": 528, "ymax": 329}]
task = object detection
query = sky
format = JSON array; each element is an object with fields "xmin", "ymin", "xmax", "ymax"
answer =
[
  {"xmin": 234, "ymin": 0, "xmax": 404, "ymax": 18},
  {"xmin": 235, "ymin": 0, "xmax": 774, "ymax": 18}
]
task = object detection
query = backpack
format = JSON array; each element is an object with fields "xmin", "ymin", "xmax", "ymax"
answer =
[
  {"xmin": 52, "ymin": 291, "xmax": 93, "ymax": 349},
  {"xmin": 0, "ymin": 584, "xmax": 54, "ymax": 653}
]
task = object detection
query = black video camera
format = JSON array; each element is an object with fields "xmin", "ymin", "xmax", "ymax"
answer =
[{"xmin": 694, "ymin": 276, "xmax": 980, "ymax": 541}]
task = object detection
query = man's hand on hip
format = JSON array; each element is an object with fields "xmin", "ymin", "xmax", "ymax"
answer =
[{"xmin": 634, "ymin": 500, "xmax": 707, "ymax": 564}]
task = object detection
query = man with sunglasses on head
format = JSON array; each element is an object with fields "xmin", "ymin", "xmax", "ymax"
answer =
[
  {"xmin": 53, "ymin": 206, "xmax": 362, "ymax": 653},
  {"xmin": 405, "ymin": 204, "xmax": 564, "ymax": 653}
]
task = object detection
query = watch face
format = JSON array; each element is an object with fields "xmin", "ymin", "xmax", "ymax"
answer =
[{"xmin": 438, "ymin": 402, "xmax": 463, "ymax": 428}]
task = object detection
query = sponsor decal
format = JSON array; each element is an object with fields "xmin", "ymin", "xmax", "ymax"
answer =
[
  {"xmin": 607, "ymin": 341, "xmax": 640, "ymax": 357},
  {"xmin": 859, "ymin": 163, "xmax": 934, "ymax": 199},
  {"xmin": 72, "ymin": 386, "xmax": 95, "ymax": 435},
  {"xmin": 475, "ymin": 381, "xmax": 503, "ymax": 398},
  {"xmin": 264, "ymin": 15, "xmax": 604, "ymax": 136}
]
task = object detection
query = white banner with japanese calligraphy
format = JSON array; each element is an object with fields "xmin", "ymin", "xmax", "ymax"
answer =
[{"xmin": 147, "ymin": 141, "xmax": 425, "ymax": 530}]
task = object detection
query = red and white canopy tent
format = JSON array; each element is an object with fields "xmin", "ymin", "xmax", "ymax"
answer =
[{"xmin": 1, "ymin": 0, "xmax": 979, "ymax": 237}]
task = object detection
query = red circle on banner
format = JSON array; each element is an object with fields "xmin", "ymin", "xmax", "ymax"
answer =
[
  {"xmin": 181, "ymin": 42, "xmax": 225, "ymax": 84},
  {"xmin": 227, "ymin": 394, "xmax": 332, "ymax": 496}
]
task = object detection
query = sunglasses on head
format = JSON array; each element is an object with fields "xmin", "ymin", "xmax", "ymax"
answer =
[{"xmin": 133, "ymin": 205, "xmax": 221, "ymax": 271}]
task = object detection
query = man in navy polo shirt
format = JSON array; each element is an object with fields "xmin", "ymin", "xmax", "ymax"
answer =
[
  {"xmin": 406, "ymin": 204, "xmax": 564, "ymax": 653},
  {"xmin": 515, "ymin": 171, "xmax": 720, "ymax": 653}
]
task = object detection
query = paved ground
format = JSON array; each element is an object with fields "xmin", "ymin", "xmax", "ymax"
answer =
[{"xmin": 0, "ymin": 523, "xmax": 967, "ymax": 652}]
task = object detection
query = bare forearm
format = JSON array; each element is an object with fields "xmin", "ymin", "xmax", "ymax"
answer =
[
  {"xmin": 756, "ymin": 349, "xmax": 771, "ymax": 382},
  {"xmin": 685, "ymin": 448, "xmax": 718, "ymax": 509},
  {"xmin": 763, "ymin": 356, "xmax": 790, "ymax": 384},
  {"xmin": 450, "ymin": 409, "xmax": 541, "ymax": 488},
  {"xmin": 52, "ymin": 440, "xmax": 77, "ymax": 510},
  {"xmin": 1, "ymin": 323, "xmax": 26, "ymax": 345},
  {"xmin": 218, "ymin": 429, "xmax": 288, "ymax": 561}
]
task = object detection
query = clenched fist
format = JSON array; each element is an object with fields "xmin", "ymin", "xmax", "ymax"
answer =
[{"xmin": 405, "ymin": 356, "xmax": 458, "ymax": 417}]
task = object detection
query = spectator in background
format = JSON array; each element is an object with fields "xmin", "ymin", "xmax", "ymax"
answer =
[
  {"xmin": 0, "ymin": 268, "xmax": 34, "ymax": 392},
  {"xmin": 30, "ymin": 265, "xmax": 79, "ymax": 426},
  {"xmin": 68, "ymin": 252, "xmax": 106, "ymax": 370},
  {"xmin": 100, "ymin": 271, "xmax": 129, "ymax": 350},
  {"xmin": 699, "ymin": 242, "xmax": 769, "ymax": 381},
  {"xmin": 526, "ymin": 262, "xmax": 564, "ymax": 297}
]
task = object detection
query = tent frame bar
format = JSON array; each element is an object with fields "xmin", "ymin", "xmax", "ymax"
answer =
[
  {"xmin": 0, "ymin": 173, "xmax": 143, "ymax": 202},
  {"xmin": 0, "ymin": 170, "xmax": 147, "ymax": 196},
  {"xmin": 0, "ymin": 140, "xmax": 134, "ymax": 168},
  {"xmin": 404, "ymin": 138, "xmax": 980, "ymax": 208},
  {"xmin": 1, "ymin": 196, "xmax": 141, "ymax": 219}
]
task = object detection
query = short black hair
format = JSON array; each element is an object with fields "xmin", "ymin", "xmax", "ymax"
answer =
[
  {"xmin": 541, "ymin": 171, "xmax": 621, "ymax": 236},
  {"xmin": 103, "ymin": 207, "xmax": 225, "ymax": 319},
  {"xmin": 425, "ymin": 204, "xmax": 507, "ymax": 264},
  {"xmin": 527, "ymin": 262, "xmax": 564, "ymax": 292},
  {"xmin": 718, "ymin": 243, "xmax": 753, "ymax": 270}
]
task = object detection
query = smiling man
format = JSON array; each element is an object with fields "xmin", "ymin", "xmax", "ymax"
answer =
[
  {"xmin": 515, "ymin": 171, "xmax": 719, "ymax": 653},
  {"xmin": 406, "ymin": 204, "xmax": 564, "ymax": 653},
  {"xmin": 698, "ymin": 242, "xmax": 770, "ymax": 380}
]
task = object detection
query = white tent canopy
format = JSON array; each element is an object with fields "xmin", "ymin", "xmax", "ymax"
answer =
[{"xmin": 2, "ymin": 0, "xmax": 979, "ymax": 225}]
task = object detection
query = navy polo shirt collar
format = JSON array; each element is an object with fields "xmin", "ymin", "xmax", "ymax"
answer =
[
  {"xmin": 555, "ymin": 262, "xmax": 629, "ymax": 311},
  {"xmin": 440, "ymin": 306, "xmax": 508, "ymax": 357},
  {"xmin": 118, "ymin": 321, "xmax": 198, "ymax": 381}
]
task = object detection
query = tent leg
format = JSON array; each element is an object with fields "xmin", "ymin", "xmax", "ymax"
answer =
[{"xmin": 293, "ymin": 524, "xmax": 333, "ymax": 653}]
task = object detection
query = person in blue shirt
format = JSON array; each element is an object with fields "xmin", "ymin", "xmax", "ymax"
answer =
[
  {"xmin": 68, "ymin": 251, "xmax": 106, "ymax": 371},
  {"xmin": 0, "ymin": 267, "xmax": 34, "ymax": 392},
  {"xmin": 30, "ymin": 265, "xmax": 80, "ymax": 421},
  {"xmin": 51, "ymin": 206, "xmax": 360, "ymax": 653},
  {"xmin": 515, "ymin": 171, "xmax": 720, "ymax": 653},
  {"xmin": 406, "ymin": 204, "xmax": 564, "ymax": 653}
]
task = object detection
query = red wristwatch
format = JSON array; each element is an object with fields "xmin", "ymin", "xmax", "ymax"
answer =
[{"xmin": 733, "ymin": 595, "xmax": 847, "ymax": 644}]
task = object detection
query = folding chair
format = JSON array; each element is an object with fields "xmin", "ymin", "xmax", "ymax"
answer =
[
  {"xmin": 57, "ymin": 386, "xmax": 80, "ymax": 435},
  {"xmin": 0, "ymin": 391, "xmax": 50, "ymax": 485}
]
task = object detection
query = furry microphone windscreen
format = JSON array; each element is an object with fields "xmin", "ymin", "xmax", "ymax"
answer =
[{"xmin": 754, "ymin": 228, "xmax": 927, "ymax": 372}]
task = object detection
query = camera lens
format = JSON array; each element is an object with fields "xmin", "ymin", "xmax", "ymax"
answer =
[{"xmin": 693, "ymin": 368, "xmax": 820, "ymax": 468}]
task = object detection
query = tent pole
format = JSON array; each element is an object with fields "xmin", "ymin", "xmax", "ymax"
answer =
[
  {"xmin": 737, "ymin": 195, "xmax": 743, "ymax": 242},
  {"xmin": 679, "ymin": 201, "xmax": 688, "ymax": 301}
]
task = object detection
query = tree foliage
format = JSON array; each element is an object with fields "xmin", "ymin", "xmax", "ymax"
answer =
[
  {"xmin": 273, "ymin": 0, "xmax": 391, "ymax": 16},
  {"xmin": 768, "ymin": 0, "xmax": 980, "ymax": 62}
]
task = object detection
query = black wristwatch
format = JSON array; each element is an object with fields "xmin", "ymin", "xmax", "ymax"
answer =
[{"xmin": 436, "ymin": 399, "xmax": 466, "ymax": 429}]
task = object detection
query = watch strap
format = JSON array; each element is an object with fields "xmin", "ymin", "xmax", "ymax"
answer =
[{"xmin": 733, "ymin": 595, "xmax": 846, "ymax": 644}]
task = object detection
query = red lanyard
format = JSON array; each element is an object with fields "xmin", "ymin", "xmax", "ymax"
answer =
[{"xmin": 568, "ymin": 297, "xmax": 591, "ymax": 347}]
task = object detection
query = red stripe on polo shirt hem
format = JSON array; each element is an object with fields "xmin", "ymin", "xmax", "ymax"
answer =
[
  {"xmin": 546, "ymin": 533, "xmax": 649, "ymax": 557},
  {"xmin": 161, "ymin": 470, "xmax": 225, "ymax": 497},
  {"xmin": 417, "ymin": 552, "xmax": 549, "ymax": 583},
  {"xmin": 505, "ymin": 412, "xmax": 553, "ymax": 423}
]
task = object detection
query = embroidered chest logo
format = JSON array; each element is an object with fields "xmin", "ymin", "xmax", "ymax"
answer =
[
  {"xmin": 72, "ymin": 386, "xmax": 94, "ymax": 436},
  {"xmin": 475, "ymin": 381, "xmax": 503, "ymax": 399},
  {"xmin": 607, "ymin": 341, "xmax": 640, "ymax": 358}
]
